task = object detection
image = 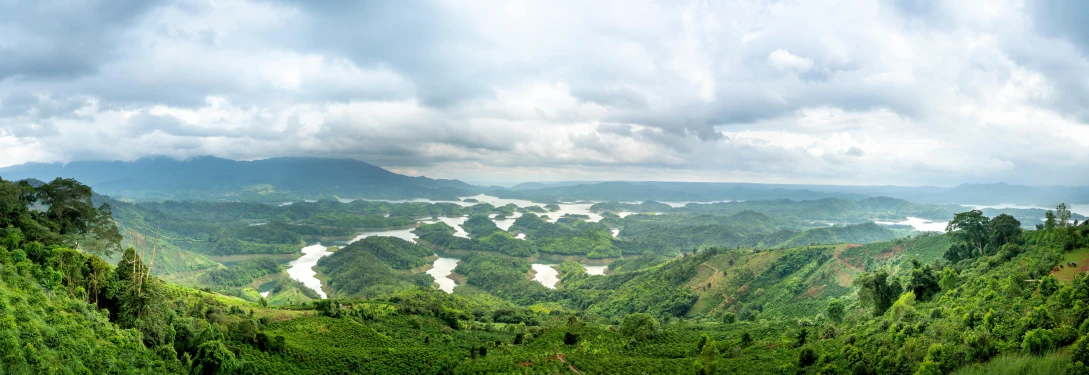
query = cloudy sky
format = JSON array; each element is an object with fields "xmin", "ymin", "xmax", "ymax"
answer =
[{"xmin": 2, "ymin": 0, "xmax": 1089, "ymax": 186}]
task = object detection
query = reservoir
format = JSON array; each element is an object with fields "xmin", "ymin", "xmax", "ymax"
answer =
[
  {"xmin": 531, "ymin": 264, "xmax": 560, "ymax": 288},
  {"xmin": 286, "ymin": 243, "xmax": 332, "ymax": 298},
  {"xmin": 427, "ymin": 257, "xmax": 460, "ymax": 293}
]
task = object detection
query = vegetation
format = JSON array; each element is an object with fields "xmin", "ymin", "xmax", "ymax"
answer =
[
  {"xmin": 7, "ymin": 175, "xmax": 1089, "ymax": 374},
  {"xmin": 318, "ymin": 236, "xmax": 435, "ymax": 298}
]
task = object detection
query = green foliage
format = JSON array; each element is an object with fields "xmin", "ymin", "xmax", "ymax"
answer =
[
  {"xmin": 1022, "ymin": 329, "xmax": 1053, "ymax": 355},
  {"xmin": 201, "ymin": 258, "xmax": 281, "ymax": 287},
  {"xmin": 826, "ymin": 300, "xmax": 845, "ymax": 323},
  {"xmin": 855, "ymin": 269, "xmax": 902, "ymax": 317},
  {"xmin": 947, "ymin": 209, "xmax": 990, "ymax": 257},
  {"xmin": 318, "ymin": 236, "xmax": 434, "ymax": 298},
  {"xmin": 908, "ymin": 260, "xmax": 941, "ymax": 301},
  {"xmin": 190, "ymin": 340, "xmax": 238, "ymax": 375},
  {"xmin": 621, "ymin": 313, "xmax": 661, "ymax": 341}
]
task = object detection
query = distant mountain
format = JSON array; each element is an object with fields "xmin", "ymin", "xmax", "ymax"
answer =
[
  {"xmin": 497, "ymin": 180, "xmax": 1089, "ymax": 206},
  {"xmin": 0, "ymin": 156, "xmax": 482, "ymax": 201},
  {"xmin": 495, "ymin": 181, "xmax": 866, "ymax": 202}
]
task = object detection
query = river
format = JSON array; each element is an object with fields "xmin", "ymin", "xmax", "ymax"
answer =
[
  {"xmin": 531, "ymin": 264, "xmax": 560, "ymax": 289},
  {"xmin": 285, "ymin": 243, "xmax": 332, "ymax": 298},
  {"xmin": 427, "ymin": 258, "xmax": 460, "ymax": 293}
]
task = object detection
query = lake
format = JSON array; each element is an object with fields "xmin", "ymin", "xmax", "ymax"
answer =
[
  {"xmin": 584, "ymin": 265, "xmax": 607, "ymax": 275},
  {"xmin": 875, "ymin": 217, "xmax": 948, "ymax": 232}
]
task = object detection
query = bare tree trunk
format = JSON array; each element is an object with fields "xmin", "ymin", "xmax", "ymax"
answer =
[{"xmin": 144, "ymin": 221, "xmax": 160, "ymax": 285}]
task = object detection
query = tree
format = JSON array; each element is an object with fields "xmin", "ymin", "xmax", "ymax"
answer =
[
  {"xmin": 946, "ymin": 210, "xmax": 989, "ymax": 256},
  {"xmin": 856, "ymin": 270, "xmax": 902, "ymax": 317},
  {"xmin": 798, "ymin": 347, "xmax": 818, "ymax": 368},
  {"xmin": 890, "ymin": 292, "xmax": 917, "ymax": 322},
  {"xmin": 621, "ymin": 313, "xmax": 661, "ymax": 341},
  {"xmin": 1058, "ymin": 203, "xmax": 1072, "ymax": 228},
  {"xmin": 988, "ymin": 214, "xmax": 1022, "ymax": 248},
  {"xmin": 740, "ymin": 332, "xmax": 753, "ymax": 347},
  {"xmin": 700, "ymin": 338, "xmax": 718, "ymax": 375},
  {"xmin": 908, "ymin": 260, "xmax": 941, "ymax": 301},
  {"xmin": 190, "ymin": 340, "xmax": 239, "ymax": 375},
  {"xmin": 1045, "ymin": 211, "xmax": 1057, "ymax": 231},
  {"xmin": 939, "ymin": 267, "xmax": 959, "ymax": 291},
  {"xmin": 827, "ymin": 300, "xmax": 845, "ymax": 323},
  {"xmin": 1022, "ymin": 329, "xmax": 1053, "ymax": 355},
  {"xmin": 35, "ymin": 178, "xmax": 122, "ymax": 254}
]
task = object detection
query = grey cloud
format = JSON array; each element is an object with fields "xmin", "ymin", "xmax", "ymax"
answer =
[
  {"xmin": 597, "ymin": 123, "xmax": 634, "ymax": 137},
  {"xmin": 124, "ymin": 111, "xmax": 235, "ymax": 138},
  {"xmin": 0, "ymin": 0, "xmax": 155, "ymax": 80},
  {"xmin": 0, "ymin": 0, "xmax": 1086, "ymax": 186},
  {"xmin": 1032, "ymin": 0, "xmax": 1089, "ymax": 54}
]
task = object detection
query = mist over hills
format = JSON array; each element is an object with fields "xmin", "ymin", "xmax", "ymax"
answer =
[
  {"xmin": 498, "ymin": 181, "xmax": 1089, "ymax": 207},
  {"xmin": 2, "ymin": 156, "xmax": 1087, "ymax": 207}
]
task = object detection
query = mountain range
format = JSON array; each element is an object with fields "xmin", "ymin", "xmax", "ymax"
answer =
[{"xmin": 2, "ymin": 156, "xmax": 1087, "ymax": 207}]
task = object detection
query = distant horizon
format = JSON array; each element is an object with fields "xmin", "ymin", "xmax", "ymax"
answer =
[{"xmin": 4, "ymin": 154, "xmax": 1089, "ymax": 190}]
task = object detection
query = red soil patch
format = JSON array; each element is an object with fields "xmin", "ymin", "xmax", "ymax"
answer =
[
  {"xmin": 803, "ymin": 285, "xmax": 826, "ymax": 299},
  {"xmin": 874, "ymin": 245, "xmax": 905, "ymax": 262},
  {"xmin": 844, "ymin": 244, "xmax": 861, "ymax": 250},
  {"xmin": 738, "ymin": 283, "xmax": 750, "ymax": 295}
]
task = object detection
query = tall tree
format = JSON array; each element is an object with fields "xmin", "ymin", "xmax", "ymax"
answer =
[
  {"xmin": 855, "ymin": 270, "xmax": 902, "ymax": 317},
  {"xmin": 34, "ymin": 178, "xmax": 122, "ymax": 255},
  {"xmin": 946, "ymin": 210, "xmax": 989, "ymax": 256},
  {"xmin": 1057, "ymin": 203, "xmax": 1072, "ymax": 228},
  {"xmin": 988, "ymin": 214, "xmax": 1022, "ymax": 248}
]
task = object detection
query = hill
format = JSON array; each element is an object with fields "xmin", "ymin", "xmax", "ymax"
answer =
[{"xmin": 0, "ymin": 156, "xmax": 480, "ymax": 201}]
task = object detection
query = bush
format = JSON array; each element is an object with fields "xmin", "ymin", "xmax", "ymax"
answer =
[
  {"xmin": 1022, "ymin": 329, "xmax": 1053, "ymax": 355},
  {"xmin": 621, "ymin": 313, "xmax": 661, "ymax": 341},
  {"xmin": 798, "ymin": 347, "xmax": 818, "ymax": 368}
]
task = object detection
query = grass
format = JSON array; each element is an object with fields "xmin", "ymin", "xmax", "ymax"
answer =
[
  {"xmin": 1051, "ymin": 247, "xmax": 1089, "ymax": 282},
  {"xmin": 952, "ymin": 353, "xmax": 1070, "ymax": 375}
]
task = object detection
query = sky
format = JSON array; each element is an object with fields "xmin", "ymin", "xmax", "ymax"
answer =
[{"xmin": 1, "ymin": 0, "xmax": 1089, "ymax": 186}]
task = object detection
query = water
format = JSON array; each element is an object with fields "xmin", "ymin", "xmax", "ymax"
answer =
[
  {"xmin": 611, "ymin": 228, "xmax": 620, "ymax": 237},
  {"xmin": 660, "ymin": 200, "xmax": 734, "ymax": 208},
  {"xmin": 531, "ymin": 264, "xmax": 559, "ymax": 288},
  {"xmin": 348, "ymin": 227, "xmax": 420, "ymax": 243},
  {"xmin": 1070, "ymin": 204, "xmax": 1089, "ymax": 218},
  {"xmin": 427, "ymin": 258, "xmax": 460, "ymax": 293},
  {"xmin": 875, "ymin": 217, "xmax": 948, "ymax": 232},
  {"xmin": 616, "ymin": 211, "xmax": 635, "ymax": 218},
  {"xmin": 491, "ymin": 212, "xmax": 523, "ymax": 230},
  {"xmin": 426, "ymin": 217, "xmax": 470, "ymax": 238},
  {"xmin": 515, "ymin": 233, "xmax": 526, "ymax": 240},
  {"xmin": 286, "ymin": 243, "xmax": 332, "ymax": 298},
  {"xmin": 260, "ymin": 291, "xmax": 270, "ymax": 298},
  {"xmin": 544, "ymin": 202, "xmax": 603, "ymax": 223},
  {"xmin": 460, "ymin": 194, "xmax": 537, "ymax": 208},
  {"xmin": 584, "ymin": 265, "xmax": 607, "ymax": 275},
  {"xmin": 967, "ymin": 203, "xmax": 1047, "ymax": 210}
]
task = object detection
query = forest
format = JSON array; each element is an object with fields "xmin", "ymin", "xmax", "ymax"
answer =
[{"xmin": 3, "ymin": 176, "xmax": 1089, "ymax": 374}]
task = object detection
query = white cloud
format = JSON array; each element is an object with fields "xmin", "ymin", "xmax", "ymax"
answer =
[
  {"xmin": 767, "ymin": 49, "xmax": 814, "ymax": 72},
  {"xmin": 0, "ymin": 0, "xmax": 1087, "ymax": 186}
]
